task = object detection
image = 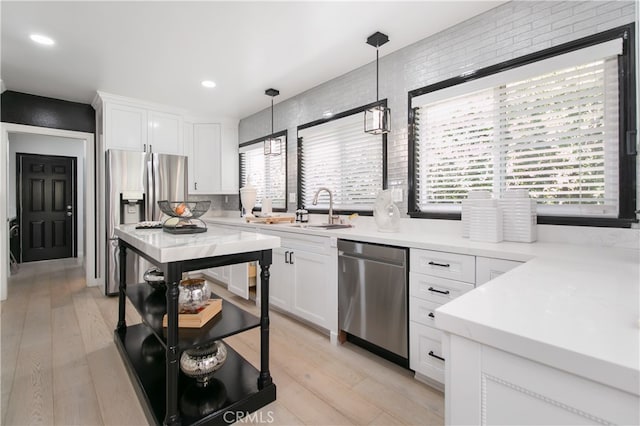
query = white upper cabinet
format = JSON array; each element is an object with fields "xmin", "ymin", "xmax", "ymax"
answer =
[
  {"xmin": 193, "ymin": 123, "xmax": 221, "ymax": 193},
  {"xmin": 104, "ymin": 103, "xmax": 148, "ymax": 151},
  {"xmin": 184, "ymin": 118, "xmax": 239, "ymax": 195},
  {"xmin": 94, "ymin": 92, "xmax": 184, "ymax": 155},
  {"xmin": 219, "ymin": 122, "xmax": 239, "ymax": 193},
  {"xmin": 94, "ymin": 92, "xmax": 238, "ymax": 194},
  {"xmin": 148, "ymin": 110, "xmax": 182, "ymax": 155}
]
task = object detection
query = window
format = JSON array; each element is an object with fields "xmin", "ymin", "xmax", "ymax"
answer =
[
  {"xmin": 239, "ymin": 131, "xmax": 287, "ymax": 210},
  {"xmin": 298, "ymin": 102, "xmax": 386, "ymax": 213},
  {"xmin": 408, "ymin": 25, "xmax": 636, "ymax": 226}
]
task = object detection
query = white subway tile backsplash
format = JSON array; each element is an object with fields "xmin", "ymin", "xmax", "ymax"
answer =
[
  {"xmin": 597, "ymin": 16, "xmax": 634, "ymax": 31},
  {"xmin": 238, "ymin": 0, "xmax": 635, "ymax": 218},
  {"xmin": 551, "ymin": 1, "xmax": 574, "ymax": 14}
]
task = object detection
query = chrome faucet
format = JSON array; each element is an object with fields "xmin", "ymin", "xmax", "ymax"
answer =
[{"xmin": 312, "ymin": 187, "xmax": 338, "ymax": 224}]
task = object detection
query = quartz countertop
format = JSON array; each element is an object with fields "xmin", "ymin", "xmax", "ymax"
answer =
[
  {"xmin": 114, "ymin": 224, "xmax": 280, "ymax": 264},
  {"xmin": 201, "ymin": 215, "xmax": 638, "ymax": 263},
  {"xmin": 202, "ymin": 214, "xmax": 640, "ymax": 395},
  {"xmin": 436, "ymin": 255, "xmax": 640, "ymax": 396}
]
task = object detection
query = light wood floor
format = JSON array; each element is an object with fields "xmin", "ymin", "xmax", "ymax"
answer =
[{"xmin": 1, "ymin": 258, "xmax": 444, "ymax": 425}]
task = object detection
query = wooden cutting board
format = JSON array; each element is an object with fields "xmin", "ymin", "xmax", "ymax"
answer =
[
  {"xmin": 245, "ymin": 216, "xmax": 295, "ymax": 224},
  {"xmin": 162, "ymin": 298, "xmax": 222, "ymax": 328}
]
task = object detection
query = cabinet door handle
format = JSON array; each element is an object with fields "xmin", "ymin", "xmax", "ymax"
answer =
[
  {"xmin": 150, "ymin": 144, "xmax": 153, "ymax": 152},
  {"xmin": 428, "ymin": 261, "xmax": 450, "ymax": 268},
  {"xmin": 428, "ymin": 351, "xmax": 445, "ymax": 362},
  {"xmin": 289, "ymin": 252, "xmax": 294, "ymax": 265},
  {"xmin": 143, "ymin": 143, "xmax": 147, "ymax": 152},
  {"xmin": 194, "ymin": 182, "xmax": 198, "ymax": 190},
  {"xmin": 428, "ymin": 312, "xmax": 435, "ymax": 318},
  {"xmin": 428, "ymin": 286, "xmax": 450, "ymax": 295},
  {"xmin": 285, "ymin": 251, "xmax": 290, "ymax": 264}
]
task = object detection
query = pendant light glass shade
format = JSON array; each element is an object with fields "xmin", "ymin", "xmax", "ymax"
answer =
[
  {"xmin": 364, "ymin": 104, "xmax": 390, "ymax": 135},
  {"xmin": 263, "ymin": 136, "xmax": 281, "ymax": 155},
  {"xmin": 365, "ymin": 31, "xmax": 390, "ymax": 135},
  {"xmin": 264, "ymin": 88, "xmax": 280, "ymax": 156}
]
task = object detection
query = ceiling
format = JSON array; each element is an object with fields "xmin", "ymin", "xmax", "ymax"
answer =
[{"xmin": 1, "ymin": 1, "xmax": 504, "ymax": 120}]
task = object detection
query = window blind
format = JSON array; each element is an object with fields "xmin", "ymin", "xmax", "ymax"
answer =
[
  {"xmin": 414, "ymin": 40, "xmax": 622, "ymax": 217},
  {"xmin": 299, "ymin": 113, "xmax": 383, "ymax": 211},
  {"xmin": 239, "ymin": 136, "xmax": 286, "ymax": 209}
]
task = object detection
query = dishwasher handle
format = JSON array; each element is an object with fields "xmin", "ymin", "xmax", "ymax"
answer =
[{"xmin": 338, "ymin": 250, "xmax": 405, "ymax": 268}]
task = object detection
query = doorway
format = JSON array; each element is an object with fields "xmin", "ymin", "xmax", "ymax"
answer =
[
  {"xmin": 17, "ymin": 153, "xmax": 77, "ymax": 262},
  {"xmin": 0, "ymin": 123, "xmax": 97, "ymax": 301}
]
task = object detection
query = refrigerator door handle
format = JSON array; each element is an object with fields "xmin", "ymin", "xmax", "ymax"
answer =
[
  {"xmin": 109, "ymin": 239, "xmax": 119, "ymax": 291},
  {"xmin": 146, "ymin": 153, "xmax": 155, "ymax": 220}
]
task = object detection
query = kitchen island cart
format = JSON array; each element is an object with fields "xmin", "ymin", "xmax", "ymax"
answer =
[{"xmin": 114, "ymin": 225, "xmax": 280, "ymax": 425}]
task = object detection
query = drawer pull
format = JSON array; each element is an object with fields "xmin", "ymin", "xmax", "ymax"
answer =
[
  {"xmin": 428, "ymin": 351, "xmax": 445, "ymax": 362},
  {"xmin": 428, "ymin": 312, "xmax": 435, "ymax": 318},
  {"xmin": 428, "ymin": 286, "xmax": 450, "ymax": 295},
  {"xmin": 428, "ymin": 261, "xmax": 450, "ymax": 268}
]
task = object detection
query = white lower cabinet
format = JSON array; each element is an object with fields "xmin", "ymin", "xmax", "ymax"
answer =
[
  {"xmin": 476, "ymin": 256, "xmax": 522, "ymax": 286},
  {"xmin": 409, "ymin": 248, "xmax": 476, "ymax": 387},
  {"xmin": 410, "ymin": 322, "xmax": 445, "ymax": 384},
  {"xmin": 205, "ymin": 265, "xmax": 226, "ymax": 283},
  {"xmin": 227, "ymin": 263, "xmax": 250, "ymax": 299},
  {"xmin": 268, "ymin": 247, "xmax": 292, "ymax": 311},
  {"xmin": 409, "ymin": 249, "xmax": 524, "ymax": 389},
  {"xmin": 290, "ymin": 249, "xmax": 332, "ymax": 327},
  {"xmin": 258, "ymin": 230, "xmax": 337, "ymax": 335},
  {"xmin": 444, "ymin": 334, "xmax": 639, "ymax": 425},
  {"xmin": 410, "ymin": 272, "xmax": 474, "ymax": 304},
  {"xmin": 203, "ymin": 263, "xmax": 250, "ymax": 299}
]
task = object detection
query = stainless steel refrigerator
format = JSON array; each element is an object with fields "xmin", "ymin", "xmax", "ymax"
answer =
[{"xmin": 105, "ymin": 149, "xmax": 188, "ymax": 295}]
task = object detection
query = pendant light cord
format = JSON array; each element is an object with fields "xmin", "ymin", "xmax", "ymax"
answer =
[
  {"xmin": 376, "ymin": 48, "xmax": 379, "ymax": 102},
  {"xmin": 271, "ymin": 98, "xmax": 274, "ymax": 137}
]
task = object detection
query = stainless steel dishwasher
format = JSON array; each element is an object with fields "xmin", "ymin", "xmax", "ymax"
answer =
[{"xmin": 338, "ymin": 239, "xmax": 408, "ymax": 367}]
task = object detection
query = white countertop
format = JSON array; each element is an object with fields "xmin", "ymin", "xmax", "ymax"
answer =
[
  {"xmin": 436, "ymin": 256, "xmax": 640, "ymax": 396},
  {"xmin": 114, "ymin": 224, "xmax": 280, "ymax": 263},
  {"xmin": 202, "ymin": 215, "xmax": 638, "ymax": 263},
  {"xmin": 203, "ymin": 214, "xmax": 640, "ymax": 395}
]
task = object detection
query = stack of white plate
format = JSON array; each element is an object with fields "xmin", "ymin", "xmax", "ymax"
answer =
[
  {"xmin": 469, "ymin": 199, "xmax": 503, "ymax": 243},
  {"xmin": 498, "ymin": 190, "xmax": 537, "ymax": 243},
  {"xmin": 461, "ymin": 190, "xmax": 491, "ymax": 238}
]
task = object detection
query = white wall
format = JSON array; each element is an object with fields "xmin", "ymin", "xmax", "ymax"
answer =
[{"xmin": 8, "ymin": 133, "xmax": 85, "ymax": 256}]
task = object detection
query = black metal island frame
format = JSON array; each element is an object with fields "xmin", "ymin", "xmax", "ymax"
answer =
[{"xmin": 113, "ymin": 225, "xmax": 281, "ymax": 425}]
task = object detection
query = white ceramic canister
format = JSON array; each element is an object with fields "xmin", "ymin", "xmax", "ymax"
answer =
[
  {"xmin": 462, "ymin": 190, "xmax": 492, "ymax": 238},
  {"xmin": 262, "ymin": 197, "xmax": 272, "ymax": 216}
]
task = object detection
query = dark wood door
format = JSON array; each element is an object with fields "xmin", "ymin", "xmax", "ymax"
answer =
[{"xmin": 19, "ymin": 154, "xmax": 76, "ymax": 262}]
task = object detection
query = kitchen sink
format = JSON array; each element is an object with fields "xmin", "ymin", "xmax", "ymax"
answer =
[
  {"xmin": 287, "ymin": 223, "xmax": 353, "ymax": 230},
  {"xmin": 310, "ymin": 223, "xmax": 353, "ymax": 229}
]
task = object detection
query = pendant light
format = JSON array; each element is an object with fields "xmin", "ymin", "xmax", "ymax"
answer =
[
  {"xmin": 264, "ymin": 88, "xmax": 281, "ymax": 155},
  {"xmin": 364, "ymin": 31, "xmax": 390, "ymax": 135}
]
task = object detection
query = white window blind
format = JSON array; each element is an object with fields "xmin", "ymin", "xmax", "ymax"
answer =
[
  {"xmin": 239, "ymin": 136, "xmax": 286, "ymax": 209},
  {"xmin": 299, "ymin": 112, "xmax": 383, "ymax": 211},
  {"xmin": 414, "ymin": 39, "xmax": 622, "ymax": 217}
]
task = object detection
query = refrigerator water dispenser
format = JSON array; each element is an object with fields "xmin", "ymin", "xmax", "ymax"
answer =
[{"xmin": 120, "ymin": 192, "xmax": 145, "ymax": 225}]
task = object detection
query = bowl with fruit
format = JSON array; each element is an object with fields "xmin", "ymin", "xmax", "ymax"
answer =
[{"xmin": 157, "ymin": 201, "xmax": 210, "ymax": 234}]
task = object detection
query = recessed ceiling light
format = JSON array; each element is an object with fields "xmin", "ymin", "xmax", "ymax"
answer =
[
  {"xmin": 201, "ymin": 80, "xmax": 216, "ymax": 88},
  {"xmin": 30, "ymin": 34, "xmax": 55, "ymax": 46}
]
